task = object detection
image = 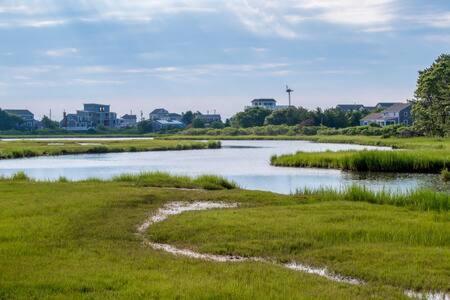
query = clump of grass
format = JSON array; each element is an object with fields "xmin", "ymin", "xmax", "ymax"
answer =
[
  {"xmin": 441, "ymin": 168, "xmax": 450, "ymax": 182},
  {"xmin": 113, "ymin": 171, "xmax": 238, "ymax": 190},
  {"xmin": 297, "ymin": 185, "xmax": 449, "ymax": 212},
  {"xmin": 11, "ymin": 171, "xmax": 31, "ymax": 181},
  {"xmin": 58, "ymin": 176, "xmax": 69, "ymax": 183},
  {"xmin": 272, "ymin": 150, "xmax": 449, "ymax": 173},
  {"xmin": 193, "ymin": 175, "xmax": 238, "ymax": 190}
]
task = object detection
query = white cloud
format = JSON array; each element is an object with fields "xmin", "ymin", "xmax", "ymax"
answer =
[
  {"xmin": 414, "ymin": 12, "xmax": 450, "ymax": 28},
  {"xmin": 0, "ymin": 0, "xmax": 449, "ymax": 38},
  {"xmin": 45, "ymin": 48, "xmax": 78, "ymax": 57}
]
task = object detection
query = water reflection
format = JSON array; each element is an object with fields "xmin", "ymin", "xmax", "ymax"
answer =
[{"xmin": 0, "ymin": 140, "xmax": 446, "ymax": 194}]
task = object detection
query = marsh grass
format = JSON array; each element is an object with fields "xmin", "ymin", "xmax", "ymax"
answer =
[
  {"xmin": 0, "ymin": 139, "xmax": 221, "ymax": 160},
  {"xmin": 442, "ymin": 168, "xmax": 450, "ymax": 182},
  {"xmin": 272, "ymin": 150, "xmax": 449, "ymax": 173},
  {"xmin": 296, "ymin": 185, "xmax": 449, "ymax": 212},
  {"xmin": 10, "ymin": 171, "xmax": 31, "ymax": 181},
  {"xmin": 113, "ymin": 172, "xmax": 238, "ymax": 190}
]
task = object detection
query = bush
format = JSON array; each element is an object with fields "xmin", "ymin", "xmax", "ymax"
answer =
[{"xmin": 442, "ymin": 169, "xmax": 450, "ymax": 182}]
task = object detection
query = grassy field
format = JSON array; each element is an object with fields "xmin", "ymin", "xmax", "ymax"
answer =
[
  {"xmin": 0, "ymin": 139, "xmax": 220, "ymax": 159},
  {"xmin": 0, "ymin": 175, "xmax": 448, "ymax": 299},
  {"xmin": 271, "ymin": 150, "xmax": 450, "ymax": 173}
]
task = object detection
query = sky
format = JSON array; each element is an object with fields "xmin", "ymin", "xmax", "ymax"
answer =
[{"xmin": 0, "ymin": 0, "xmax": 449, "ymax": 120}]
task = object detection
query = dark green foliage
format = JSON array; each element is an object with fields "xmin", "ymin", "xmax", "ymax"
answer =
[
  {"xmin": 41, "ymin": 116, "xmax": 59, "ymax": 129},
  {"xmin": 181, "ymin": 111, "xmax": 194, "ymax": 125},
  {"xmin": 210, "ymin": 121, "xmax": 224, "ymax": 129},
  {"xmin": 442, "ymin": 168, "xmax": 450, "ymax": 182},
  {"xmin": 137, "ymin": 120, "xmax": 153, "ymax": 133},
  {"xmin": 230, "ymin": 107, "xmax": 272, "ymax": 128},
  {"xmin": 0, "ymin": 109, "xmax": 23, "ymax": 130},
  {"xmin": 412, "ymin": 54, "xmax": 450, "ymax": 137},
  {"xmin": 264, "ymin": 107, "xmax": 310, "ymax": 125},
  {"xmin": 192, "ymin": 118, "xmax": 205, "ymax": 128}
]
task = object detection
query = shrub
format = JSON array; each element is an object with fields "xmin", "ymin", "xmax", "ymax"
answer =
[
  {"xmin": 11, "ymin": 171, "xmax": 30, "ymax": 181},
  {"xmin": 442, "ymin": 169, "xmax": 450, "ymax": 182}
]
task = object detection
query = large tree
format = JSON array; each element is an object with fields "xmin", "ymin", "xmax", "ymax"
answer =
[
  {"xmin": 230, "ymin": 107, "xmax": 272, "ymax": 128},
  {"xmin": 0, "ymin": 109, "xmax": 23, "ymax": 130},
  {"xmin": 412, "ymin": 54, "xmax": 450, "ymax": 136},
  {"xmin": 265, "ymin": 106, "xmax": 311, "ymax": 126}
]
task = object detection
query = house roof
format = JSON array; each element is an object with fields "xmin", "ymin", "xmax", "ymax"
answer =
[
  {"xmin": 382, "ymin": 103, "xmax": 411, "ymax": 113},
  {"xmin": 154, "ymin": 120, "xmax": 184, "ymax": 125},
  {"xmin": 376, "ymin": 102, "xmax": 401, "ymax": 108},
  {"xmin": 121, "ymin": 114, "xmax": 137, "ymax": 119},
  {"xmin": 168, "ymin": 113, "xmax": 181, "ymax": 117},
  {"xmin": 361, "ymin": 112, "xmax": 384, "ymax": 121},
  {"xmin": 4, "ymin": 109, "xmax": 33, "ymax": 116},
  {"xmin": 252, "ymin": 98, "xmax": 276, "ymax": 103},
  {"xmin": 336, "ymin": 104, "xmax": 364, "ymax": 110},
  {"xmin": 150, "ymin": 108, "xmax": 169, "ymax": 115}
]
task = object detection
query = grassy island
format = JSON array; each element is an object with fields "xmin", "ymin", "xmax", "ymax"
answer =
[{"xmin": 0, "ymin": 139, "xmax": 220, "ymax": 159}]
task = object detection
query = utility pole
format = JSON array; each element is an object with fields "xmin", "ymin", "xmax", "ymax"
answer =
[{"xmin": 286, "ymin": 85, "xmax": 294, "ymax": 107}]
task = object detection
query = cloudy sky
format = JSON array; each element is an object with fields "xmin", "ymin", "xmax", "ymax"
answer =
[{"xmin": 0, "ymin": 0, "xmax": 449, "ymax": 120}]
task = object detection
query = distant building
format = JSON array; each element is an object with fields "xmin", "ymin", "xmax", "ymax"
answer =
[
  {"xmin": 4, "ymin": 109, "xmax": 38, "ymax": 129},
  {"xmin": 61, "ymin": 103, "xmax": 118, "ymax": 131},
  {"xmin": 251, "ymin": 99, "xmax": 278, "ymax": 110},
  {"xmin": 360, "ymin": 103, "xmax": 412, "ymax": 126},
  {"xmin": 336, "ymin": 104, "xmax": 365, "ymax": 112},
  {"xmin": 149, "ymin": 108, "xmax": 170, "ymax": 121},
  {"xmin": 195, "ymin": 113, "xmax": 222, "ymax": 125},
  {"xmin": 376, "ymin": 102, "xmax": 402, "ymax": 110},
  {"xmin": 118, "ymin": 114, "xmax": 137, "ymax": 128},
  {"xmin": 152, "ymin": 119, "xmax": 185, "ymax": 131}
]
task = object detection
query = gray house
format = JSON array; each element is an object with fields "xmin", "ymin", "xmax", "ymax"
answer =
[
  {"xmin": 152, "ymin": 119, "xmax": 185, "ymax": 131},
  {"xmin": 61, "ymin": 103, "xmax": 118, "ymax": 130},
  {"xmin": 4, "ymin": 109, "xmax": 38, "ymax": 129},
  {"xmin": 360, "ymin": 103, "xmax": 412, "ymax": 126},
  {"xmin": 336, "ymin": 104, "xmax": 365, "ymax": 112}
]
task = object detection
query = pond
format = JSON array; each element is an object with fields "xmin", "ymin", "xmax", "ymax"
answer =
[{"xmin": 0, "ymin": 140, "xmax": 445, "ymax": 194}]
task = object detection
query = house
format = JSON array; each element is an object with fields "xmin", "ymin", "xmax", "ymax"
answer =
[
  {"xmin": 195, "ymin": 113, "xmax": 222, "ymax": 125},
  {"xmin": 149, "ymin": 108, "xmax": 169, "ymax": 121},
  {"xmin": 61, "ymin": 103, "xmax": 118, "ymax": 131},
  {"xmin": 168, "ymin": 113, "xmax": 182, "ymax": 122},
  {"xmin": 360, "ymin": 103, "xmax": 412, "ymax": 126},
  {"xmin": 250, "ymin": 99, "xmax": 277, "ymax": 110},
  {"xmin": 375, "ymin": 102, "xmax": 402, "ymax": 110},
  {"xmin": 336, "ymin": 104, "xmax": 365, "ymax": 112},
  {"xmin": 4, "ymin": 109, "xmax": 38, "ymax": 129},
  {"xmin": 152, "ymin": 119, "xmax": 185, "ymax": 131},
  {"xmin": 118, "ymin": 114, "xmax": 137, "ymax": 128}
]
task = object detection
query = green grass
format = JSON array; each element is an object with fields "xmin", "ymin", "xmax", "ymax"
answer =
[
  {"xmin": 150, "ymin": 198, "xmax": 450, "ymax": 293},
  {"xmin": 0, "ymin": 180, "xmax": 416, "ymax": 299},
  {"xmin": 297, "ymin": 185, "xmax": 449, "ymax": 212},
  {"xmin": 0, "ymin": 139, "xmax": 220, "ymax": 159},
  {"xmin": 112, "ymin": 171, "xmax": 238, "ymax": 190},
  {"xmin": 271, "ymin": 150, "xmax": 450, "ymax": 173},
  {"xmin": 162, "ymin": 134, "xmax": 450, "ymax": 150},
  {"xmin": 442, "ymin": 169, "xmax": 450, "ymax": 182}
]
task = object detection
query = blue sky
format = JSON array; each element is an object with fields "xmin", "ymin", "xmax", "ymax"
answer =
[{"xmin": 0, "ymin": 0, "xmax": 449, "ymax": 120}]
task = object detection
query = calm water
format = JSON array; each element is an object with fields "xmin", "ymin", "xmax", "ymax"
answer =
[{"xmin": 0, "ymin": 140, "xmax": 445, "ymax": 194}]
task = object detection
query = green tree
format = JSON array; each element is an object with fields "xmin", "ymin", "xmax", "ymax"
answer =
[
  {"xmin": 137, "ymin": 120, "xmax": 153, "ymax": 133},
  {"xmin": 230, "ymin": 107, "xmax": 271, "ymax": 128},
  {"xmin": 181, "ymin": 111, "xmax": 194, "ymax": 125},
  {"xmin": 412, "ymin": 54, "xmax": 450, "ymax": 136},
  {"xmin": 192, "ymin": 118, "xmax": 205, "ymax": 128},
  {"xmin": 265, "ymin": 107, "xmax": 311, "ymax": 126},
  {"xmin": 41, "ymin": 116, "xmax": 59, "ymax": 129},
  {"xmin": 210, "ymin": 121, "xmax": 224, "ymax": 129},
  {"xmin": 0, "ymin": 109, "xmax": 23, "ymax": 130}
]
